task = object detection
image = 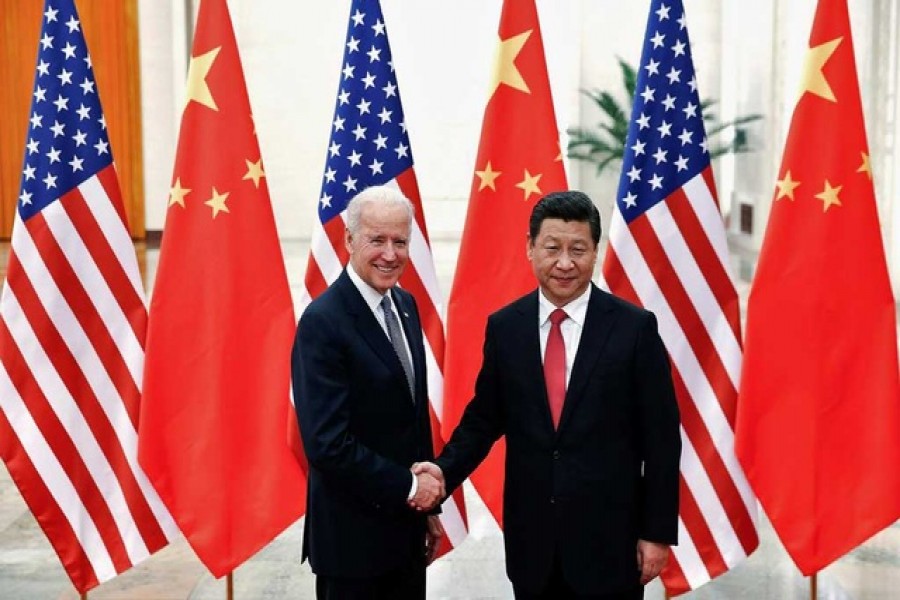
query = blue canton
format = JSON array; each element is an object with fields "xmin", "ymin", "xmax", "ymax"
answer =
[
  {"xmin": 318, "ymin": 0, "xmax": 413, "ymax": 225},
  {"xmin": 617, "ymin": 0, "xmax": 709, "ymax": 223},
  {"xmin": 18, "ymin": 0, "xmax": 113, "ymax": 221}
]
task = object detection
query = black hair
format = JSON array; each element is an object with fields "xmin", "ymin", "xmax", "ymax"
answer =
[{"xmin": 528, "ymin": 191, "xmax": 601, "ymax": 244}]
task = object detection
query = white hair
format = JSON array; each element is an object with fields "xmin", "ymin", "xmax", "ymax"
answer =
[{"xmin": 345, "ymin": 186, "xmax": 414, "ymax": 234}]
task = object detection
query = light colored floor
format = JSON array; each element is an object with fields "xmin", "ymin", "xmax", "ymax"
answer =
[{"xmin": 1, "ymin": 239, "xmax": 900, "ymax": 599}]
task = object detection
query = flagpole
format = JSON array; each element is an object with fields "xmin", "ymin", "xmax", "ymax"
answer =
[
  {"xmin": 810, "ymin": 572, "xmax": 817, "ymax": 599},
  {"xmin": 226, "ymin": 572, "xmax": 234, "ymax": 600}
]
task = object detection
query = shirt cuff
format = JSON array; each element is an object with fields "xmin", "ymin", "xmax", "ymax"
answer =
[{"xmin": 407, "ymin": 471, "xmax": 417, "ymax": 501}]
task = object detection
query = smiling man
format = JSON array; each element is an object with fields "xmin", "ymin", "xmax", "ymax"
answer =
[
  {"xmin": 292, "ymin": 186, "xmax": 444, "ymax": 600},
  {"xmin": 416, "ymin": 191, "xmax": 681, "ymax": 599}
]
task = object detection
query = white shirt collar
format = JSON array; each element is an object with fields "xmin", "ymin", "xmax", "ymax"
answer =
[
  {"xmin": 538, "ymin": 284, "xmax": 592, "ymax": 328},
  {"xmin": 347, "ymin": 265, "xmax": 388, "ymax": 314}
]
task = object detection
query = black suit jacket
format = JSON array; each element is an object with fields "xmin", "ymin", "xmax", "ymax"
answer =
[
  {"xmin": 292, "ymin": 270, "xmax": 434, "ymax": 578},
  {"xmin": 436, "ymin": 284, "xmax": 681, "ymax": 594}
]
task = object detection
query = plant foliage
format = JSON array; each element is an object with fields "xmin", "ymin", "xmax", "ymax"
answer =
[{"xmin": 567, "ymin": 58, "xmax": 762, "ymax": 177}]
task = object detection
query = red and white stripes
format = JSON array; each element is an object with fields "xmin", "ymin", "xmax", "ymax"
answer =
[
  {"xmin": 603, "ymin": 168, "xmax": 758, "ymax": 592},
  {"xmin": 0, "ymin": 165, "xmax": 177, "ymax": 591}
]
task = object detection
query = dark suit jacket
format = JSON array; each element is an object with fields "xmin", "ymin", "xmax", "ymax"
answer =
[
  {"xmin": 292, "ymin": 270, "xmax": 435, "ymax": 578},
  {"xmin": 436, "ymin": 284, "xmax": 681, "ymax": 594}
]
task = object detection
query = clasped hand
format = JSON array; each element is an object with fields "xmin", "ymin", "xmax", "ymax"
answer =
[{"xmin": 408, "ymin": 462, "xmax": 445, "ymax": 511}]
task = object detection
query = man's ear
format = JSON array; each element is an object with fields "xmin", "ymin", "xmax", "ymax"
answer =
[
  {"xmin": 526, "ymin": 234, "xmax": 534, "ymax": 260},
  {"xmin": 344, "ymin": 228, "xmax": 353, "ymax": 254}
]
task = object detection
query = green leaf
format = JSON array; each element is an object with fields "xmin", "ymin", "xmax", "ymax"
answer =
[
  {"xmin": 729, "ymin": 114, "xmax": 764, "ymax": 126},
  {"xmin": 618, "ymin": 57, "xmax": 638, "ymax": 100},
  {"xmin": 594, "ymin": 154, "xmax": 622, "ymax": 176},
  {"xmin": 570, "ymin": 59, "xmax": 764, "ymax": 173}
]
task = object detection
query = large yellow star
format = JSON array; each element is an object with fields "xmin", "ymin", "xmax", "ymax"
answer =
[
  {"xmin": 243, "ymin": 158, "xmax": 265, "ymax": 188},
  {"xmin": 775, "ymin": 170, "xmax": 800, "ymax": 201},
  {"xmin": 185, "ymin": 46, "xmax": 221, "ymax": 111},
  {"xmin": 475, "ymin": 161, "xmax": 501, "ymax": 191},
  {"xmin": 204, "ymin": 187, "xmax": 230, "ymax": 218},
  {"xmin": 515, "ymin": 169, "xmax": 542, "ymax": 201},
  {"xmin": 798, "ymin": 37, "xmax": 842, "ymax": 102},
  {"xmin": 168, "ymin": 177, "xmax": 191, "ymax": 208},
  {"xmin": 857, "ymin": 152, "xmax": 872, "ymax": 180},
  {"xmin": 814, "ymin": 180, "xmax": 842, "ymax": 212},
  {"xmin": 489, "ymin": 30, "xmax": 532, "ymax": 98}
]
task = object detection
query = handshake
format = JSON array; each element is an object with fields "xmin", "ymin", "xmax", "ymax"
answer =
[{"xmin": 408, "ymin": 461, "xmax": 445, "ymax": 511}]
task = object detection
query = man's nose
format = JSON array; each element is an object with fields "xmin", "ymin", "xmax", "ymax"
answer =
[{"xmin": 556, "ymin": 252, "xmax": 575, "ymax": 268}]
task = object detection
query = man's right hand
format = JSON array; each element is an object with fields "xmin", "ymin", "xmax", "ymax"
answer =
[{"xmin": 409, "ymin": 462, "xmax": 445, "ymax": 511}]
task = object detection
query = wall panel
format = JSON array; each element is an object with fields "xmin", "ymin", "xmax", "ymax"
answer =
[{"xmin": 0, "ymin": 0, "xmax": 144, "ymax": 239}]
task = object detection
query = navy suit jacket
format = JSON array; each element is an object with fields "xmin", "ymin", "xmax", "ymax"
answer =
[
  {"xmin": 436, "ymin": 284, "xmax": 681, "ymax": 594},
  {"xmin": 292, "ymin": 270, "xmax": 434, "ymax": 578}
]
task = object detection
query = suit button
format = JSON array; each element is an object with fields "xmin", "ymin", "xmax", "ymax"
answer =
[{"xmin": 552, "ymin": 450, "xmax": 560, "ymax": 460}]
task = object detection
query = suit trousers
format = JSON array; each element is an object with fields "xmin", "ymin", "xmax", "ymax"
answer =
[
  {"xmin": 512, "ymin": 551, "xmax": 643, "ymax": 600},
  {"xmin": 314, "ymin": 558, "xmax": 425, "ymax": 600}
]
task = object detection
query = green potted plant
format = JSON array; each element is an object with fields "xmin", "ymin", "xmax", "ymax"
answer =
[{"xmin": 568, "ymin": 58, "xmax": 762, "ymax": 177}]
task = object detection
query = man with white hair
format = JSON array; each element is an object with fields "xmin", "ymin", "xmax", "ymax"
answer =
[{"xmin": 293, "ymin": 186, "xmax": 444, "ymax": 599}]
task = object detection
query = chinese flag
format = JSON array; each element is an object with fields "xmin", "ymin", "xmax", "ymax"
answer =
[
  {"xmin": 138, "ymin": 0, "xmax": 305, "ymax": 576},
  {"xmin": 442, "ymin": 0, "xmax": 567, "ymax": 524},
  {"xmin": 736, "ymin": 0, "xmax": 900, "ymax": 575}
]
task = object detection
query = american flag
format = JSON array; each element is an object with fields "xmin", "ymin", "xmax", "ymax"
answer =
[
  {"xmin": 0, "ymin": 0, "xmax": 177, "ymax": 592},
  {"xmin": 299, "ymin": 0, "xmax": 467, "ymax": 548},
  {"xmin": 601, "ymin": 0, "xmax": 759, "ymax": 593}
]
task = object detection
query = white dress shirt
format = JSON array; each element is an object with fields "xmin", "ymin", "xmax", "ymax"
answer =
[
  {"xmin": 346, "ymin": 266, "xmax": 418, "ymax": 500},
  {"xmin": 537, "ymin": 285, "xmax": 591, "ymax": 387}
]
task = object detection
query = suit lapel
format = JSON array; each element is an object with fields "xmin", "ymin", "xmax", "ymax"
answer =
[
  {"xmin": 336, "ymin": 272, "xmax": 408, "ymax": 386},
  {"xmin": 556, "ymin": 285, "xmax": 617, "ymax": 437}
]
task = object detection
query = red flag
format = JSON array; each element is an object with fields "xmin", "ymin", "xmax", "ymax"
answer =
[
  {"xmin": 736, "ymin": 0, "xmax": 900, "ymax": 575},
  {"xmin": 442, "ymin": 0, "xmax": 567, "ymax": 524},
  {"xmin": 297, "ymin": 0, "xmax": 468, "ymax": 554},
  {"xmin": 137, "ymin": 0, "xmax": 305, "ymax": 576},
  {"xmin": 0, "ymin": 0, "xmax": 178, "ymax": 592},
  {"xmin": 603, "ymin": 0, "xmax": 759, "ymax": 592}
]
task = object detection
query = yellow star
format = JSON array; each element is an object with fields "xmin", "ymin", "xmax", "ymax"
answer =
[
  {"xmin": 775, "ymin": 170, "xmax": 800, "ymax": 201},
  {"xmin": 798, "ymin": 37, "xmax": 842, "ymax": 102},
  {"xmin": 185, "ymin": 46, "xmax": 221, "ymax": 111},
  {"xmin": 204, "ymin": 187, "xmax": 230, "ymax": 218},
  {"xmin": 814, "ymin": 180, "xmax": 842, "ymax": 212},
  {"xmin": 475, "ymin": 161, "xmax": 501, "ymax": 191},
  {"xmin": 243, "ymin": 158, "xmax": 265, "ymax": 188},
  {"xmin": 857, "ymin": 152, "xmax": 872, "ymax": 180},
  {"xmin": 168, "ymin": 177, "xmax": 191, "ymax": 208},
  {"xmin": 489, "ymin": 30, "xmax": 532, "ymax": 98},
  {"xmin": 515, "ymin": 169, "xmax": 542, "ymax": 201}
]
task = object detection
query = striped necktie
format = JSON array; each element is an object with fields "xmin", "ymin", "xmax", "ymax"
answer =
[{"xmin": 381, "ymin": 294, "xmax": 415, "ymax": 400}]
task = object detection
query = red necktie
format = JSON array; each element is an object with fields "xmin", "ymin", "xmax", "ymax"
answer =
[{"xmin": 544, "ymin": 308, "xmax": 568, "ymax": 429}]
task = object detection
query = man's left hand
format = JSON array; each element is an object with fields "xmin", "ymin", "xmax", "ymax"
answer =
[
  {"xmin": 425, "ymin": 515, "xmax": 444, "ymax": 565},
  {"xmin": 636, "ymin": 539, "xmax": 669, "ymax": 585}
]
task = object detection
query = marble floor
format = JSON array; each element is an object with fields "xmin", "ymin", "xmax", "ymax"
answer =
[{"xmin": 1, "ymin": 239, "xmax": 900, "ymax": 599}]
